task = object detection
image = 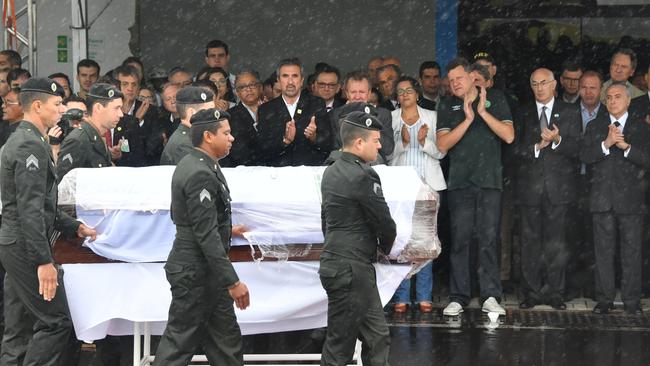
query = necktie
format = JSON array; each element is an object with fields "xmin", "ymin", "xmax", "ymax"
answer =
[
  {"xmin": 104, "ymin": 130, "xmax": 112, "ymax": 148},
  {"xmin": 614, "ymin": 121, "xmax": 621, "ymax": 129},
  {"xmin": 539, "ymin": 106, "xmax": 548, "ymax": 131}
]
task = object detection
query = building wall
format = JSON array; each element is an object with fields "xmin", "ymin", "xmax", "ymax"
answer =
[
  {"xmin": 35, "ymin": 0, "xmax": 135, "ymax": 91},
  {"xmin": 138, "ymin": 0, "xmax": 437, "ymax": 79}
]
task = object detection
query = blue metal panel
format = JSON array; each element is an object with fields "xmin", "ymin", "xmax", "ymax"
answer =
[{"xmin": 435, "ymin": 0, "xmax": 458, "ymax": 76}]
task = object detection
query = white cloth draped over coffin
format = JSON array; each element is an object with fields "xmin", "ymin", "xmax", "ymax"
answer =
[
  {"xmin": 58, "ymin": 165, "xmax": 440, "ymax": 263},
  {"xmin": 62, "ymin": 262, "xmax": 412, "ymax": 341}
]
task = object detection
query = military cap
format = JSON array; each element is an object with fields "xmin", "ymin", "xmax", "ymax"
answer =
[
  {"xmin": 338, "ymin": 102, "xmax": 378, "ymax": 118},
  {"xmin": 190, "ymin": 108, "xmax": 231, "ymax": 126},
  {"xmin": 20, "ymin": 77, "xmax": 65, "ymax": 97},
  {"xmin": 473, "ymin": 51, "xmax": 495, "ymax": 64},
  {"xmin": 341, "ymin": 111, "xmax": 382, "ymax": 131},
  {"xmin": 87, "ymin": 83, "xmax": 123, "ymax": 100},
  {"xmin": 176, "ymin": 86, "xmax": 214, "ymax": 105}
]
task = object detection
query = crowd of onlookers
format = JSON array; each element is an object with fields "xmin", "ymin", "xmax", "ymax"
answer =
[{"xmin": 1, "ymin": 34, "xmax": 649, "ymax": 318}]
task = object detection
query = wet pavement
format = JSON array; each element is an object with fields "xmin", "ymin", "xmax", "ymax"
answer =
[
  {"xmin": 76, "ymin": 296, "xmax": 650, "ymax": 365},
  {"xmin": 388, "ymin": 308, "xmax": 650, "ymax": 366}
]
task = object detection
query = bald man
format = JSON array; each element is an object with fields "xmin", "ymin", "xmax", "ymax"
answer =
[{"xmin": 513, "ymin": 68, "xmax": 581, "ymax": 310}]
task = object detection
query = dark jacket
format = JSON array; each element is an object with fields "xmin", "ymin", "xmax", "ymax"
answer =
[
  {"xmin": 56, "ymin": 122, "xmax": 112, "ymax": 182},
  {"xmin": 320, "ymin": 152, "xmax": 396, "ymax": 263},
  {"xmin": 168, "ymin": 149, "xmax": 238, "ymax": 287},
  {"xmin": 580, "ymin": 112, "xmax": 650, "ymax": 214},
  {"xmin": 630, "ymin": 93, "xmax": 649, "ymax": 121},
  {"xmin": 160, "ymin": 124, "xmax": 192, "ymax": 165},
  {"xmin": 0, "ymin": 121, "xmax": 79, "ymax": 265},
  {"xmin": 114, "ymin": 101, "xmax": 165, "ymax": 167},
  {"xmin": 327, "ymin": 105, "xmax": 395, "ymax": 163},
  {"xmin": 257, "ymin": 93, "xmax": 331, "ymax": 166},
  {"xmin": 513, "ymin": 99, "xmax": 582, "ymax": 205},
  {"xmin": 220, "ymin": 103, "xmax": 259, "ymax": 167}
]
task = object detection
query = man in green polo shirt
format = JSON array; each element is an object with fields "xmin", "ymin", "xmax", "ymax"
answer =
[{"xmin": 436, "ymin": 57, "xmax": 514, "ymax": 317}]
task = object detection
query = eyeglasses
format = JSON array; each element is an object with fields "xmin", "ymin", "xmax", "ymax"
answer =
[
  {"xmin": 316, "ymin": 82, "xmax": 339, "ymax": 89},
  {"xmin": 210, "ymin": 78, "xmax": 229, "ymax": 86},
  {"xmin": 2, "ymin": 99, "xmax": 19, "ymax": 105},
  {"xmin": 561, "ymin": 76, "xmax": 580, "ymax": 84},
  {"xmin": 235, "ymin": 82, "xmax": 260, "ymax": 91},
  {"xmin": 531, "ymin": 80, "xmax": 554, "ymax": 88},
  {"xmin": 396, "ymin": 87, "xmax": 416, "ymax": 96}
]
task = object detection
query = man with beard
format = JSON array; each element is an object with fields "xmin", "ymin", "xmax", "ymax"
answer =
[{"xmin": 257, "ymin": 58, "xmax": 330, "ymax": 166}]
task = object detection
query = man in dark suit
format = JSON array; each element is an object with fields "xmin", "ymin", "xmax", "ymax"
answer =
[
  {"xmin": 565, "ymin": 70, "xmax": 609, "ymax": 300},
  {"xmin": 417, "ymin": 61, "xmax": 441, "ymax": 111},
  {"xmin": 376, "ymin": 64, "xmax": 400, "ymax": 111},
  {"xmin": 559, "ymin": 60, "xmax": 583, "ymax": 104},
  {"xmin": 312, "ymin": 64, "xmax": 345, "ymax": 112},
  {"xmin": 629, "ymin": 64, "xmax": 649, "ymax": 119},
  {"xmin": 257, "ymin": 58, "xmax": 331, "ymax": 167},
  {"xmin": 629, "ymin": 65, "xmax": 650, "ymax": 296},
  {"xmin": 221, "ymin": 70, "xmax": 261, "ymax": 167},
  {"xmin": 325, "ymin": 71, "xmax": 394, "ymax": 164},
  {"xmin": 581, "ymin": 82, "xmax": 650, "ymax": 315},
  {"xmin": 514, "ymin": 68, "xmax": 582, "ymax": 310},
  {"xmin": 112, "ymin": 65, "xmax": 165, "ymax": 167}
]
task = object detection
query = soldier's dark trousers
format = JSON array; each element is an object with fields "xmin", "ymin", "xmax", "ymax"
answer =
[
  {"xmin": 153, "ymin": 261, "xmax": 243, "ymax": 366},
  {"xmin": 448, "ymin": 186, "xmax": 503, "ymax": 306},
  {"xmin": 319, "ymin": 256, "xmax": 390, "ymax": 366},
  {"xmin": 0, "ymin": 243, "xmax": 73, "ymax": 366},
  {"xmin": 0, "ymin": 275, "xmax": 32, "ymax": 365}
]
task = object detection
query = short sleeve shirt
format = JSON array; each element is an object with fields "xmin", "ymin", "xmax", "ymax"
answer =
[{"xmin": 437, "ymin": 88, "xmax": 513, "ymax": 190}]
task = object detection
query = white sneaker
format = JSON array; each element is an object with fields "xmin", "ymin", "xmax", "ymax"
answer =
[
  {"xmin": 482, "ymin": 297, "xmax": 506, "ymax": 315},
  {"xmin": 443, "ymin": 301, "xmax": 464, "ymax": 316}
]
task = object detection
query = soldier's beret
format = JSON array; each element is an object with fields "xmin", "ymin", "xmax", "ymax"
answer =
[
  {"xmin": 473, "ymin": 51, "xmax": 495, "ymax": 64},
  {"xmin": 176, "ymin": 86, "xmax": 214, "ymax": 105},
  {"xmin": 338, "ymin": 102, "xmax": 378, "ymax": 119},
  {"xmin": 20, "ymin": 77, "xmax": 65, "ymax": 97},
  {"xmin": 190, "ymin": 108, "xmax": 231, "ymax": 126},
  {"xmin": 341, "ymin": 111, "xmax": 382, "ymax": 131},
  {"xmin": 87, "ymin": 83, "xmax": 123, "ymax": 100}
]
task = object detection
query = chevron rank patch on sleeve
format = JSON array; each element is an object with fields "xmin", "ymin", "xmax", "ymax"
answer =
[
  {"xmin": 62, "ymin": 153, "xmax": 73, "ymax": 164},
  {"xmin": 26, "ymin": 154, "xmax": 39, "ymax": 170},
  {"xmin": 199, "ymin": 188, "xmax": 211, "ymax": 203}
]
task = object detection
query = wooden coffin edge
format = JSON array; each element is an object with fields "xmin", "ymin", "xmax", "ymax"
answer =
[{"xmin": 52, "ymin": 238, "xmax": 324, "ymax": 264}]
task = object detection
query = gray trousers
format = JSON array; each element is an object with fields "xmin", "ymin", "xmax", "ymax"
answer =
[
  {"xmin": 153, "ymin": 261, "xmax": 243, "ymax": 366},
  {"xmin": 0, "ymin": 243, "xmax": 73, "ymax": 366},
  {"xmin": 319, "ymin": 255, "xmax": 390, "ymax": 366}
]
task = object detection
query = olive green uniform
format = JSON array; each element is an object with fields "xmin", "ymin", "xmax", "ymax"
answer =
[
  {"xmin": 56, "ymin": 122, "xmax": 112, "ymax": 182},
  {"xmin": 159, "ymin": 124, "xmax": 192, "ymax": 165},
  {"xmin": 319, "ymin": 151, "xmax": 397, "ymax": 366},
  {"xmin": 153, "ymin": 148, "xmax": 242, "ymax": 366},
  {"xmin": 0, "ymin": 121, "xmax": 80, "ymax": 366}
]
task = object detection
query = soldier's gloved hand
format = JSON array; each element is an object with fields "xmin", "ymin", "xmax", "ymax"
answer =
[
  {"xmin": 228, "ymin": 281, "xmax": 250, "ymax": 310},
  {"xmin": 37, "ymin": 263, "xmax": 58, "ymax": 301}
]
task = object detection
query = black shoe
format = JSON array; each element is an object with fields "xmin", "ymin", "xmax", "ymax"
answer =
[
  {"xmin": 550, "ymin": 299, "xmax": 567, "ymax": 310},
  {"xmin": 593, "ymin": 302, "xmax": 613, "ymax": 314},
  {"xmin": 624, "ymin": 303, "xmax": 642, "ymax": 315},
  {"xmin": 519, "ymin": 298, "xmax": 536, "ymax": 309}
]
